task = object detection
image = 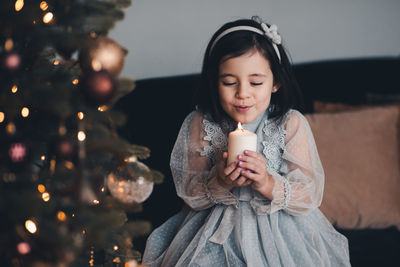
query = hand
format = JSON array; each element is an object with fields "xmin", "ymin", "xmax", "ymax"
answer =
[
  {"xmin": 237, "ymin": 150, "xmax": 274, "ymax": 199},
  {"xmin": 216, "ymin": 152, "xmax": 253, "ymax": 190}
]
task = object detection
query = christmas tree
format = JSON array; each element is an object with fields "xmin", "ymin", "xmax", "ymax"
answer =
[{"xmin": 0, "ymin": 1, "xmax": 162, "ymax": 266}]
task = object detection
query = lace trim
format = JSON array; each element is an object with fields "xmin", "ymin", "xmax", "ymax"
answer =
[
  {"xmin": 199, "ymin": 117, "xmax": 228, "ymax": 159},
  {"xmin": 282, "ymin": 178, "xmax": 291, "ymax": 209}
]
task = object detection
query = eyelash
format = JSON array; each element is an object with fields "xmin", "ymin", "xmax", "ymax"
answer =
[{"xmin": 222, "ymin": 82, "xmax": 263, "ymax": 86}]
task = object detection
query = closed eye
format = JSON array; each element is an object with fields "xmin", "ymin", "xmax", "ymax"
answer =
[
  {"xmin": 223, "ymin": 82, "xmax": 236, "ymax": 86},
  {"xmin": 251, "ymin": 82, "xmax": 263, "ymax": 86}
]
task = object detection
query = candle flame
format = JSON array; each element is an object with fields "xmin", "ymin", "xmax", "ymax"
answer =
[{"xmin": 237, "ymin": 122, "xmax": 244, "ymax": 131}]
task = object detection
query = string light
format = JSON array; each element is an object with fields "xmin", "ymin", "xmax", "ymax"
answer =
[
  {"xmin": 43, "ymin": 12, "xmax": 54, "ymax": 24},
  {"xmin": 82, "ymin": 229, "xmax": 86, "ymax": 235},
  {"xmin": 37, "ymin": 184, "xmax": 46, "ymax": 193},
  {"xmin": 77, "ymin": 112, "xmax": 84, "ymax": 120},
  {"xmin": 41, "ymin": 155, "xmax": 46, "ymax": 160},
  {"xmin": 57, "ymin": 211, "xmax": 67, "ymax": 222},
  {"xmin": 6, "ymin": 122, "xmax": 16, "ymax": 135},
  {"xmin": 58, "ymin": 125, "xmax": 67, "ymax": 135},
  {"xmin": 77, "ymin": 131, "xmax": 86, "ymax": 142},
  {"xmin": 64, "ymin": 161, "xmax": 74, "ymax": 169},
  {"xmin": 72, "ymin": 78, "xmax": 79, "ymax": 85},
  {"xmin": 97, "ymin": 105, "xmax": 108, "ymax": 112},
  {"xmin": 53, "ymin": 60, "xmax": 60, "ymax": 65},
  {"xmin": 0, "ymin": 112, "xmax": 4, "ymax": 123},
  {"xmin": 25, "ymin": 220, "xmax": 37, "ymax": 234},
  {"xmin": 113, "ymin": 245, "xmax": 118, "ymax": 251},
  {"xmin": 42, "ymin": 192, "xmax": 50, "ymax": 202},
  {"xmin": 40, "ymin": 1, "xmax": 48, "ymax": 11},
  {"xmin": 89, "ymin": 247, "xmax": 95, "ymax": 266},
  {"xmin": 93, "ymin": 199, "xmax": 99, "ymax": 205},
  {"xmin": 5, "ymin": 39, "xmax": 14, "ymax": 52},
  {"xmin": 21, "ymin": 107, "xmax": 29, "ymax": 117},
  {"xmin": 15, "ymin": 0, "xmax": 24, "ymax": 12},
  {"xmin": 11, "ymin": 85, "xmax": 18, "ymax": 93}
]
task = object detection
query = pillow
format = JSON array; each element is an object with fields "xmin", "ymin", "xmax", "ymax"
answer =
[
  {"xmin": 305, "ymin": 105, "xmax": 400, "ymax": 230},
  {"xmin": 313, "ymin": 100, "xmax": 367, "ymax": 113}
]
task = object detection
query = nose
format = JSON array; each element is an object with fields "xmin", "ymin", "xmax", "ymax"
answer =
[{"xmin": 235, "ymin": 83, "xmax": 250, "ymax": 99}]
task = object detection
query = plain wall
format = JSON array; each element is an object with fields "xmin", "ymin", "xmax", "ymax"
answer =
[{"xmin": 109, "ymin": 0, "xmax": 400, "ymax": 80}]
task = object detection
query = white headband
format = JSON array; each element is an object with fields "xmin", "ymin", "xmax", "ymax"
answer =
[{"xmin": 209, "ymin": 23, "xmax": 282, "ymax": 63}]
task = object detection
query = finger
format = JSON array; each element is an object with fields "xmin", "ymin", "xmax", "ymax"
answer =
[
  {"xmin": 242, "ymin": 151, "xmax": 265, "ymax": 164},
  {"xmin": 242, "ymin": 179, "xmax": 253, "ymax": 186},
  {"xmin": 238, "ymin": 161, "xmax": 259, "ymax": 174},
  {"xmin": 227, "ymin": 167, "xmax": 242, "ymax": 182},
  {"xmin": 223, "ymin": 161, "xmax": 238, "ymax": 176},
  {"xmin": 234, "ymin": 176, "xmax": 248, "ymax": 186},
  {"xmin": 240, "ymin": 169, "xmax": 260, "ymax": 182}
]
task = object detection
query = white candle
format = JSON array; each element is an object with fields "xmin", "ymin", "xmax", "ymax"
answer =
[{"xmin": 227, "ymin": 122, "xmax": 257, "ymax": 165}]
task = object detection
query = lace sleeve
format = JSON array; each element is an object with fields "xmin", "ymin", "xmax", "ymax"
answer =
[
  {"xmin": 170, "ymin": 111, "xmax": 238, "ymax": 211},
  {"xmin": 269, "ymin": 110, "xmax": 325, "ymax": 216}
]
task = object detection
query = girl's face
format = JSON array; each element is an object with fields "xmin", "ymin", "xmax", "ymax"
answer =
[{"xmin": 218, "ymin": 49, "xmax": 278, "ymax": 124}]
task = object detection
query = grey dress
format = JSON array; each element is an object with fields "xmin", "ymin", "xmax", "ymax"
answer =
[{"xmin": 142, "ymin": 109, "xmax": 350, "ymax": 267}]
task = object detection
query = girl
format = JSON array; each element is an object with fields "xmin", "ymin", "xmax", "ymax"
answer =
[{"xmin": 142, "ymin": 17, "xmax": 351, "ymax": 267}]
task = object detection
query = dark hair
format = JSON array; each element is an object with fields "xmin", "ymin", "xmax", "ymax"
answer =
[{"xmin": 195, "ymin": 17, "xmax": 304, "ymax": 123}]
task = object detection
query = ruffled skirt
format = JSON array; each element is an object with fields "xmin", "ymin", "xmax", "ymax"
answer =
[{"xmin": 142, "ymin": 202, "xmax": 350, "ymax": 267}]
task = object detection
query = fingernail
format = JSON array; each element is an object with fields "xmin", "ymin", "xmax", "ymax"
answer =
[
  {"xmin": 244, "ymin": 150, "xmax": 248, "ymax": 154},
  {"xmin": 239, "ymin": 161, "xmax": 242, "ymax": 166},
  {"xmin": 238, "ymin": 155, "xmax": 242, "ymax": 160}
]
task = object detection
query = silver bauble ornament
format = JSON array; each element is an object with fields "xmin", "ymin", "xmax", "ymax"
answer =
[
  {"xmin": 107, "ymin": 157, "xmax": 154, "ymax": 204},
  {"xmin": 79, "ymin": 36, "xmax": 126, "ymax": 77}
]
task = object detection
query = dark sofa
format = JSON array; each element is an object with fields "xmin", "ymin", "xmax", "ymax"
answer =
[{"xmin": 115, "ymin": 57, "xmax": 400, "ymax": 266}]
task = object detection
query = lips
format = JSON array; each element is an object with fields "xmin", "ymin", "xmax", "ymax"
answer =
[{"xmin": 234, "ymin": 105, "xmax": 252, "ymax": 112}]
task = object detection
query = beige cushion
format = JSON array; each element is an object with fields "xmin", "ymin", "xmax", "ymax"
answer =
[{"xmin": 305, "ymin": 105, "xmax": 400, "ymax": 229}]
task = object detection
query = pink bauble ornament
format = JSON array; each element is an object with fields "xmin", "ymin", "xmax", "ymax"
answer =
[
  {"xmin": 17, "ymin": 242, "xmax": 31, "ymax": 255},
  {"xmin": 9, "ymin": 142, "xmax": 27, "ymax": 163},
  {"xmin": 82, "ymin": 70, "xmax": 117, "ymax": 105}
]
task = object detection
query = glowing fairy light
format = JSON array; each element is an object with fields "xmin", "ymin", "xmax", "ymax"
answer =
[
  {"xmin": 11, "ymin": 85, "xmax": 18, "ymax": 93},
  {"xmin": 21, "ymin": 107, "xmax": 29, "ymax": 117},
  {"xmin": 15, "ymin": 0, "xmax": 24, "ymax": 12},
  {"xmin": 77, "ymin": 112, "xmax": 84, "ymax": 120},
  {"xmin": 0, "ymin": 112, "xmax": 4, "ymax": 123},
  {"xmin": 113, "ymin": 245, "xmax": 118, "ymax": 251},
  {"xmin": 37, "ymin": 184, "xmax": 46, "ymax": 193},
  {"xmin": 93, "ymin": 199, "xmax": 99, "ymax": 205},
  {"xmin": 72, "ymin": 78, "xmax": 79, "ymax": 85},
  {"xmin": 40, "ymin": 1, "xmax": 48, "ymax": 11},
  {"xmin": 41, "ymin": 155, "xmax": 46, "ymax": 160},
  {"xmin": 57, "ymin": 211, "xmax": 67, "ymax": 222},
  {"xmin": 91, "ymin": 59, "xmax": 102, "ymax": 71},
  {"xmin": 5, "ymin": 39, "xmax": 14, "ymax": 52},
  {"xmin": 53, "ymin": 60, "xmax": 60, "ymax": 65},
  {"xmin": 77, "ymin": 131, "xmax": 86, "ymax": 142},
  {"xmin": 43, "ymin": 12, "xmax": 54, "ymax": 24},
  {"xmin": 98, "ymin": 105, "xmax": 108, "ymax": 112},
  {"xmin": 25, "ymin": 220, "xmax": 37, "ymax": 234},
  {"xmin": 42, "ymin": 192, "xmax": 50, "ymax": 202},
  {"xmin": 64, "ymin": 161, "xmax": 74, "ymax": 169},
  {"xmin": 6, "ymin": 122, "xmax": 16, "ymax": 134}
]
